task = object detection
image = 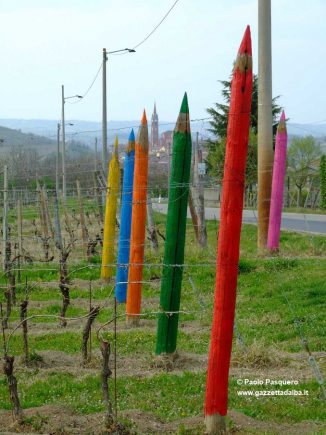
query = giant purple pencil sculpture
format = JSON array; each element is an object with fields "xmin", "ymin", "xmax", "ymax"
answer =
[{"xmin": 267, "ymin": 111, "xmax": 288, "ymax": 251}]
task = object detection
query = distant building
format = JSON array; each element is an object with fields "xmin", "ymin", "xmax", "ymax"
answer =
[
  {"xmin": 160, "ymin": 130, "xmax": 173, "ymax": 152},
  {"xmin": 150, "ymin": 103, "xmax": 159, "ymax": 152}
]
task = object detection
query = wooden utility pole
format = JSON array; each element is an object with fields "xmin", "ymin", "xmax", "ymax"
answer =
[
  {"xmin": 102, "ymin": 48, "xmax": 108, "ymax": 173},
  {"xmin": 61, "ymin": 85, "xmax": 67, "ymax": 202},
  {"xmin": 2, "ymin": 165, "xmax": 8, "ymax": 271},
  {"xmin": 258, "ymin": 0, "xmax": 273, "ymax": 249},
  {"xmin": 56, "ymin": 123, "xmax": 60, "ymax": 194}
]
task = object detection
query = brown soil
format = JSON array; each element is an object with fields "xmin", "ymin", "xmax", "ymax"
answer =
[{"xmin": 0, "ymin": 406, "xmax": 324, "ymax": 434}]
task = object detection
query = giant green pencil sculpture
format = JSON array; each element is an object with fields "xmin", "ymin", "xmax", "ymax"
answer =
[{"xmin": 156, "ymin": 93, "xmax": 192, "ymax": 355}]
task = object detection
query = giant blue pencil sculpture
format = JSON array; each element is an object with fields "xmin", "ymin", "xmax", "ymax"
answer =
[{"xmin": 115, "ymin": 129, "xmax": 135, "ymax": 303}]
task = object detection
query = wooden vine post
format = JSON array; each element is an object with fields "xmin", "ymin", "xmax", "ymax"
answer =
[
  {"xmin": 2, "ymin": 165, "xmax": 8, "ymax": 271},
  {"xmin": 267, "ymin": 111, "xmax": 288, "ymax": 251},
  {"xmin": 101, "ymin": 136, "xmax": 120, "ymax": 281},
  {"xmin": 76, "ymin": 179, "xmax": 89, "ymax": 258},
  {"xmin": 156, "ymin": 93, "xmax": 192, "ymax": 356},
  {"xmin": 3, "ymin": 355, "xmax": 24, "ymax": 423},
  {"xmin": 36, "ymin": 181, "xmax": 50, "ymax": 261},
  {"xmin": 115, "ymin": 129, "xmax": 135, "ymax": 303},
  {"xmin": 42, "ymin": 187, "xmax": 54, "ymax": 239},
  {"xmin": 146, "ymin": 191, "xmax": 159, "ymax": 252},
  {"xmin": 188, "ymin": 189, "xmax": 199, "ymax": 242},
  {"xmin": 126, "ymin": 111, "xmax": 149, "ymax": 325},
  {"xmin": 17, "ymin": 198, "xmax": 23, "ymax": 264},
  {"xmin": 82, "ymin": 305, "xmax": 100, "ymax": 365},
  {"xmin": 204, "ymin": 26, "xmax": 253, "ymax": 434},
  {"xmin": 100, "ymin": 339, "xmax": 113, "ymax": 427},
  {"xmin": 194, "ymin": 132, "xmax": 207, "ymax": 247}
]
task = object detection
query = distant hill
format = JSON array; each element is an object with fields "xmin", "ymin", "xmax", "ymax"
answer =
[
  {"xmin": 0, "ymin": 124, "xmax": 92, "ymax": 157},
  {"xmin": 0, "ymin": 119, "xmax": 175, "ymax": 149},
  {"xmin": 0, "ymin": 119, "xmax": 325, "ymax": 153},
  {"xmin": 287, "ymin": 123, "xmax": 326, "ymax": 139},
  {"xmin": 0, "ymin": 125, "xmax": 56, "ymax": 156}
]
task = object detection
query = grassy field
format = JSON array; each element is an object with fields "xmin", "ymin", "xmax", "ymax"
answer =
[{"xmin": 0, "ymin": 209, "xmax": 325, "ymax": 434}]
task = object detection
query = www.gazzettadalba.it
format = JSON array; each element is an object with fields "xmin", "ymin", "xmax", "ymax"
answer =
[{"xmin": 237, "ymin": 390, "xmax": 309, "ymax": 397}]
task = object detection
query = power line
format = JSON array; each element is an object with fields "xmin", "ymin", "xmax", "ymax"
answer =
[
  {"xmin": 44, "ymin": 117, "xmax": 212, "ymax": 139},
  {"xmin": 111, "ymin": 0, "xmax": 181, "ymax": 56},
  {"xmin": 132, "ymin": 0, "xmax": 180, "ymax": 50},
  {"xmin": 66, "ymin": 62, "xmax": 103, "ymax": 105},
  {"xmin": 64, "ymin": 0, "xmax": 180, "ymax": 118}
]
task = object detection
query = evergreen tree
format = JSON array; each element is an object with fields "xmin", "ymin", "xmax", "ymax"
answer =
[{"xmin": 206, "ymin": 75, "xmax": 282, "ymax": 185}]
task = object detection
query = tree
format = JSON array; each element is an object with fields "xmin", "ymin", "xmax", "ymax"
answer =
[
  {"xmin": 287, "ymin": 136, "xmax": 322, "ymax": 207},
  {"xmin": 320, "ymin": 155, "xmax": 326, "ymax": 209},
  {"xmin": 206, "ymin": 75, "xmax": 282, "ymax": 185}
]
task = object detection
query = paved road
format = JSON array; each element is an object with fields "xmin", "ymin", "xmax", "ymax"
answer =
[{"xmin": 153, "ymin": 203, "xmax": 326, "ymax": 235}]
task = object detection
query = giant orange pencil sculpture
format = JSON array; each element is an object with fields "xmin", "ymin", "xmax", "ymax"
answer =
[
  {"xmin": 126, "ymin": 111, "xmax": 149, "ymax": 325},
  {"xmin": 205, "ymin": 26, "xmax": 253, "ymax": 433}
]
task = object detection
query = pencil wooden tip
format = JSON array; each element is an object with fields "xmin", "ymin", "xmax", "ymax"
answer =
[
  {"xmin": 175, "ymin": 93, "xmax": 190, "ymax": 133},
  {"xmin": 277, "ymin": 111, "xmax": 287, "ymax": 134},
  {"xmin": 180, "ymin": 92, "xmax": 189, "ymax": 114},
  {"xmin": 113, "ymin": 135, "xmax": 119, "ymax": 157},
  {"xmin": 239, "ymin": 25, "xmax": 252, "ymax": 55},
  {"xmin": 129, "ymin": 128, "xmax": 135, "ymax": 141},
  {"xmin": 127, "ymin": 129, "xmax": 135, "ymax": 153},
  {"xmin": 234, "ymin": 26, "xmax": 252, "ymax": 73},
  {"xmin": 141, "ymin": 110, "xmax": 147, "ymax": 124}
]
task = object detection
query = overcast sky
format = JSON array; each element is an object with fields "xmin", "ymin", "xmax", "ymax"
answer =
[{"xmin": 0, "ymin": 0, "xmax": 325, "ymax": 125}]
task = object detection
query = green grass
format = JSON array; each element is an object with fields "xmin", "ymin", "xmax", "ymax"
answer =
[
  {"xmin": 0, "ymin": 211, "xmax": 325, "ymax": 431},
  {"xmin": 0, "ymin": 371, "xmax": 324, "ymax": 424},
  {"xmin": 6, "ymin": 328, "xmax": 209, "ymax": 357}
]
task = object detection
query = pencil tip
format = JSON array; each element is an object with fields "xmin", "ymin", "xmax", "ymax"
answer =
[
  {"xmin": 129, "ymin": 129, "xmax": 135, "ymax": 141},
  {"xmin": 239, "ymin": 25, "xmax": 252, "ymax": 55},
  {"xmin": 141, "ymin": 110, "xmax": 147, "ymax": 124},
  {"xmin": 180, "ymin": 92, "xmax": 189, "ymax": 113}
]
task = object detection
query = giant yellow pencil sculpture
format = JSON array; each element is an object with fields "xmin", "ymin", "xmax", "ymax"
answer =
[{"xmin": 101, "ymin": 136, "xmax": 120, "ymax": 281}]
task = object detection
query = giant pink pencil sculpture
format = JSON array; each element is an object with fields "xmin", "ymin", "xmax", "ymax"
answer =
[{"xmin": 267, "ymin": 111, "xmax": 288, "ymax": 251}]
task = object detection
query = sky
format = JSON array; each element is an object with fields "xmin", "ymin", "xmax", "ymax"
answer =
[{"xmin": 0, "ymin": 0, "xmax": 325, "ymax": 125}]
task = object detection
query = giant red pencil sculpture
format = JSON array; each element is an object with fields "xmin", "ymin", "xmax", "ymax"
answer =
[
  {"xmin": 205, "ymin": 26, "xmax": 253, "ymax": 433},
  {"xmin": 267, "ymin": 111, "xmax": 288, "ymax": 251}
]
